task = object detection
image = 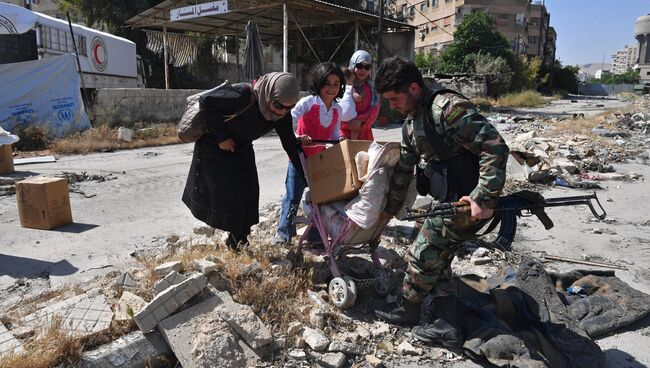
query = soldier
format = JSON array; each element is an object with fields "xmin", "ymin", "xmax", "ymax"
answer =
[{"xmin": 373, "ymin": 56, "xmax": 509, "ymax": 347}]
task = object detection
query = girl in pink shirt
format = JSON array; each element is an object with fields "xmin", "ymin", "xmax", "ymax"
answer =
[
  {"xmin": 340, "ymin": 50, "xmax": 381, "ymax": 140},
  {"xmin": 274, "ymin": 62, "xmax": 356, "ymax": 245}
]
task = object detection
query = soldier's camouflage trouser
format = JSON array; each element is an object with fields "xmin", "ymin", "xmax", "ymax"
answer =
[{"xmin": 402, "ymin": 216, "xmax": 487, "ymax": 302}]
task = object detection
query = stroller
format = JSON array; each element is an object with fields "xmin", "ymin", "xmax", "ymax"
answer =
[{"xmin": 295, "ymin": 141, "xmax": 411, "ymax": 309}]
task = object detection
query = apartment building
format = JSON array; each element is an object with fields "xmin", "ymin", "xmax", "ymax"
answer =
[
  {"xmin": 397, "ymin": 0, "xmax": 555, "ymax": 64},
  {"xmin": 1, "ymin": 0, "xmax": 63, "ymax": 18},
  {"xmin": 611, "ymin": 44, "xmax": 639, "ymax": 75}
]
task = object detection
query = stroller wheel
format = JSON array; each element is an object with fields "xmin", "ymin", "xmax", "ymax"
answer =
[
  {"xmin": 374, "ymin": 271, "xmax": 396, "ymax": 296},
  {"xmin": 329, "ymin": 277, "xmax": 357, "ymax": 309}
]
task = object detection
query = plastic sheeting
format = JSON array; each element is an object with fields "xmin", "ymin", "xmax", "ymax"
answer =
[
  {"xmin": 244, "ymin": 20, "xmax": 264, "ymax": 80},
  {"xmin": 0, "ymin": 54, "xmax": 90, "ymax": 137}
]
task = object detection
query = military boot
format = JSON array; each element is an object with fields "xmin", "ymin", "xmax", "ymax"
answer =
[
  {"xmin": 412, "ymin": 295, "xmax": 463, "ymax": 348},
  {"xmin": 374, "ymin": 296, "xmax": 422, "ymax": 326}
]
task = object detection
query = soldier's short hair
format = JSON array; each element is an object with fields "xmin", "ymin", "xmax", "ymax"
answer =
[{"xmin": 375, "ymin": 56, "xmax": 425, "ymax": 94}]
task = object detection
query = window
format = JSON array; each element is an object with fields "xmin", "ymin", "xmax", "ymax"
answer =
[
  {"xmin": 443, "ymin": 15, "xmax": 452, "ymax": 27},
  {"xmin": 40, "ymin": 26, "xmax": 87, "ymax": 56},
  {"xmin": 420, "ymin": 2, "xmax": 427, "ymax": 11},
  {"xmin": 431, "ymin": 0, "xmax": 438, "ymax": 7},
  {"xmin": 528, "ymin": 36, "xmax": 537, "ymax": 44},
  {"xmin": 401, "ymin": 4, "xmax": 407, "ymax": 17}
]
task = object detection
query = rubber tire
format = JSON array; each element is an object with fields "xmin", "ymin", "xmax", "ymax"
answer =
[{"xmin": 329, "ymin": 277, "xmax": 357, "ymax": 309}]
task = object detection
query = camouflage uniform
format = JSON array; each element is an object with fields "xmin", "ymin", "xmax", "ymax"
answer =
[{"xmin": 384, "ymin": 87, "xmax": 509, "ymax": 302}]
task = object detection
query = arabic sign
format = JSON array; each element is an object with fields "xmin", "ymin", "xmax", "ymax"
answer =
[{"xmin": 170, "ymin": 1, "xmax": 228, "ymax": 22}]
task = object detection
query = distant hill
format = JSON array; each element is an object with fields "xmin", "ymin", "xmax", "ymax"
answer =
[{"xmin": 580, "ymin": 63, "xmax": 612, "ymax": 75}]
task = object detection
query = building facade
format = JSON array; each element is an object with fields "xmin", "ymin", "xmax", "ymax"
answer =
[
  {"xmin": 611, "ymin": 44, "xmax": 639, "ymax": 75},
  {"xmin": 1, "ymin": 0, "xmax": 62, "ymax": 18},
  {"xmin": 396, "ymin": 0, "xmax": 555, "ymax": 64}
]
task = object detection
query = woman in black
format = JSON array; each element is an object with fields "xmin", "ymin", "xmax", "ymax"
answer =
[{"xmin": 182, "ymin": 72, "xmax": 303, "ymax": 250}]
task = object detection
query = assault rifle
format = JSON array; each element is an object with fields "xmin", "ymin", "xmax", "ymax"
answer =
[{"xmin": 400, "ymin": 190, "xmax": 607, "ymax": 250}]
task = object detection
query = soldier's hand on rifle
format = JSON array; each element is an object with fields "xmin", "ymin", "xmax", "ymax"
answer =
[{"xmin": 459, "ymin": 196, "xmax": 493, "ymax": 221}]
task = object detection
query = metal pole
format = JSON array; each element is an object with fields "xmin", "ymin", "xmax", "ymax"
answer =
[
  {"xmin": 66, "ymin": 11, "xmax": 88, "ymax": 109},
  {"xmin": 283, "ymin": 2, "xmax": 288, "ymax": 72},
  {"xmin": 163, "ymin": 24, "xmax": 169, "ymax": 89},
  {"xmin": 35, "ymin": 24, "xmax": 42, "ymax": 60},
  {"xmin": 354, "ymin": 21, "xmax": 359, "ymax": 50},
  {"xmin": 377, "ymin": 0, "xmax": 384, "ymax": 63},
  {"xmin": 236, "ymin": 35, "xmax": 240, "ymax": 82}
]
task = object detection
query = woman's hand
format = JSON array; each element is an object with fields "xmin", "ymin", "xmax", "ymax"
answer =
[
  {"xmin": 218, "ymin": 138, "xmax": 237, "ymax": 152},
  {"xmin": 339, "ymin": 136, "xmax": 347, "ymax": 141},
  {"xmin": 297, "ymin": 135, "xmax": 312, "ymax": 145}
]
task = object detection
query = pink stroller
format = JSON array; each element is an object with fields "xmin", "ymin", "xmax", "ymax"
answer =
[{"xmin": 296, "ymin": 141, "xmax": 403, "ymax": 309}]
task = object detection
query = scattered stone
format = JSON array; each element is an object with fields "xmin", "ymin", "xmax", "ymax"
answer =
[
  {"xmin": 79, "ymin": 330, "xmax": 172, "ymax": 368},
  {"xmin": 328, "ymin": 340, "xmax": 365, "ymax": 355},
  {"xmin": 311, "ymin": 351, "xmax": 347, "ymax": 368},
  {"xmin": 154, "ymin": 261, "xmax": 181, "ymax": 277},
  {"xmin": 271, "ymin": 259, "xmax": 292, "ymax": 271},
  {"xmin": 287, "ymin": 322, "xmax": 303, "ymax": 336},
  {"xmin": 0, "ymin": 321, "xmax": 23, "ymax": 357},
  {"xmin": 115, "ymin": 272, "xmax": 136, "ymax": 289},
  {"xmin": 153, "ymin": 270, "xmax": 187, "ymax": 295},
  {"xmin": 370, "ymin": 321, "xmax": 391, "ymax": 337},
  {"xmin": 241, "ymin": 261, "xmax": 262, "ymax": 277},
  {"xmin": 192, "ymin": 222, "xmax": 215, "ymax": 236},
  {"xmin": 309, "ymin": 308, "xmax": 325, "ymax": 329},
  {"xmin": 206, "ymin": 255, "xmax": 225, "ymax": 265},
  {"xmin": 288, "ymin": 349, "xmax": 308, "ymax": 360},
  {"xmin": 214, "ymin": 298, "xmax": 273, "ymax": 349},
  {"xmin": 365, "ymin": 354, "xmax": 383, "ymax": 367},
  {"xmin": 115, "ymin": 291, "xmax": 147, "ymax": 322},
  {"xmin": 158, "ymin": 296, "xmax": 247, "ymax": 368},
  {"xmin": 397, "ymin": 340, "xmax": 422, "ymax": 356},
  {"xmin": 356, "ymin": 325, "xmax": 371, "ymax": 340},
  {"xmin": 134, "ymin": 273, "xmax": 207, "ymax": 332},
  {"xmin": 194, "ymin": 259, "xmax": 218, "ymax": 275},
  {"xmin": 301, "ymin": 327, "xmax": 330, "ymax": 351},
  {"xmin": 166, "ymin": 234, "xmax": 180, "ymax": 244},
  {"xmin": 295, "ymin": 336, "xmax": 306, "ymax": 348}
]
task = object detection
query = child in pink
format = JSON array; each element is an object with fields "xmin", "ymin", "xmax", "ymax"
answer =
[
  {"xmin": 340, "ymin": 50, "xmax": 381, "ymax": 140},
  {"xmin": 274, "ymin": 62, "xmax": 356, "ymax": 245}
]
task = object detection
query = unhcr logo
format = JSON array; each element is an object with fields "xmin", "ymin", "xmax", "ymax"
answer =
[{"xmin": 0, "ymin": 15, "xmax": 18, "ymax": 34}]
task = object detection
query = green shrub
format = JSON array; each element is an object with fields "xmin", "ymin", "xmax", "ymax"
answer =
[{"xmin": 13, "ymin": 125, "xmax": 51, "ymax": 151}]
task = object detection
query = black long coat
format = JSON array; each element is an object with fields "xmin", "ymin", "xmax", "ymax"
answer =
[{"xmin": 182, "ymin": 83, "xmax": 302, "ymax": 235}]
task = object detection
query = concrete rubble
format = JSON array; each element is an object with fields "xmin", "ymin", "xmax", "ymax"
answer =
[{"xmin": 2, "ymin": 95, "xmax": 650, "ymax": 367}]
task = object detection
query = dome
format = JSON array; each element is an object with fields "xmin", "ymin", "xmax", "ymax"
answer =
[{"xmin": 636, "ymin": 14, "xmax": 650, "ymax": 36}]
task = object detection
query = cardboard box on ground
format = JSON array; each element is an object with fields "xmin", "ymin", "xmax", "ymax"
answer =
[
  {"xmin": 306, "ymin": 140, "xmax": 371, "ymax": 204},
  {"xmin": 16, "ymin": 177, "xmax": 73, "ymax": 230},
  {"xmin": 0, "ymin": 144, "xmax": 13, "ymax": 175}
]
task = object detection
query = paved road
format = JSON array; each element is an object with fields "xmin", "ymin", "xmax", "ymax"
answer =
[{"xmin": 0, "ymin": 126, "xmax": 403, "ymax": 288}]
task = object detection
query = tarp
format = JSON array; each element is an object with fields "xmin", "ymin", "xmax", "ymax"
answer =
[
  {"xmin": 244, "ymin": 20, "xmax": 264, "ymax": 80},
  {"xmin": 0, "ymin": 2, "xmax": 37, "ymax": 34},
  {"xmin": 0, "ymin": 54, "xmax": 91, "ymax": 137}
]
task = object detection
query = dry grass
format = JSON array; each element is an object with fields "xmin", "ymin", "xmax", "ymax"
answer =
[
  {"xmin": 49, "ymin": 124, "xmax": 181, "ymax": 155},
  {"xmin": 136, "ymin": 241, "xmax": 314, "ymax": 332},
  {"xmin": 0, "ymin": 317, "xmax": 82, "ymax": 368},
  {"xmin": 495, "ymin": 90, "xmax": 547, "ymax": 107},
  {"xmin": 471, "ymin": 97, "xmax": 494, "ymax": 112}
]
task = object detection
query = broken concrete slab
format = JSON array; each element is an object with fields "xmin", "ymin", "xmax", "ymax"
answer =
[
  {"xmin": 301, "ymin": 327, "xmax": 330, "ymax": 351},
  {"xmin": 154, "ymin": 261, "xmax": 181, "ymax": 277},
  {"xmin": 158, "ymin": 296, "xmax": 248, "ymax": 368},
  {"xmin": 79, "ymin": 330, "xmax": 172, "ymax": 368},
  {"xmin": 153, "ymin": 270, "xmax": 187, "ymax": 295},
  {"xmin": 20, "ymin": 291, "xmax": 113, "ymax": 339},
  {"xmin": 192, "ymin": 222, "xmax": 215, "ymax": 236},
  {"xmin": 289, "ymin": 349, "xmax": 308, "ymax": 361},
  {"xmin": 215, "ymin": 299, "xmax": 273, "ymax": 349},
  {"xmin": 114, "ymin": 291, "xmax": 147, "ymax": 322},
  {"xmin": 134, "ymin": 273, "xmax": 206, "ymax": 332},
  {"xmin": 0, "ymin": 321, "xmax": 23, "ymax": 357},
  {"xmin": 370, "ymin": 321, "xmax": 391, "ymax": 337},
  {"xmin": 397, "ymin": 340, "xmax": 422, "ymax": 356}
]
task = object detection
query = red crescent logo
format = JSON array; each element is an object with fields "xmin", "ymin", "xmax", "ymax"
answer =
[{"xmin": 91, "ymin": 36, "xmax": 108, "ymax": 72}]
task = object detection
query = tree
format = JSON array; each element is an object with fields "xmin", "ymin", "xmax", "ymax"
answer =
[
  {"xmin": 599, "ymin": 69, "xmax": 640, "ymax": 84},
  {"xmin": 437, "ymin": 12, "xmax": 514, "ymax": 73},
  {"xmin": 549, "ymin": 61, "xmax": 579, "ymax": 94},
  {"xmin": 474, "ymin": 53, "xmax": 513, "ymax": 97},
  {"xmin": 510, "ymin": 55, "xmax": 541, "ymax": 91}
]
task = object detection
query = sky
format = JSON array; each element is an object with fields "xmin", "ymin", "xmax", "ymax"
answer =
[{"xmin": 544, "ymin": 0, "xmax": 649, "ymax": 66}]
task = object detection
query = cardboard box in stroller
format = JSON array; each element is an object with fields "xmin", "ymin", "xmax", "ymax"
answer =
[{"xmin": 306, "ymin": 140, "xmax": 371, "ymax": 204}]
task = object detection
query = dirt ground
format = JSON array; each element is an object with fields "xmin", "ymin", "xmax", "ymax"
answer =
[{"xmin": 1, "ymin": 97, "xmax": 649, "ymax": 367}]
